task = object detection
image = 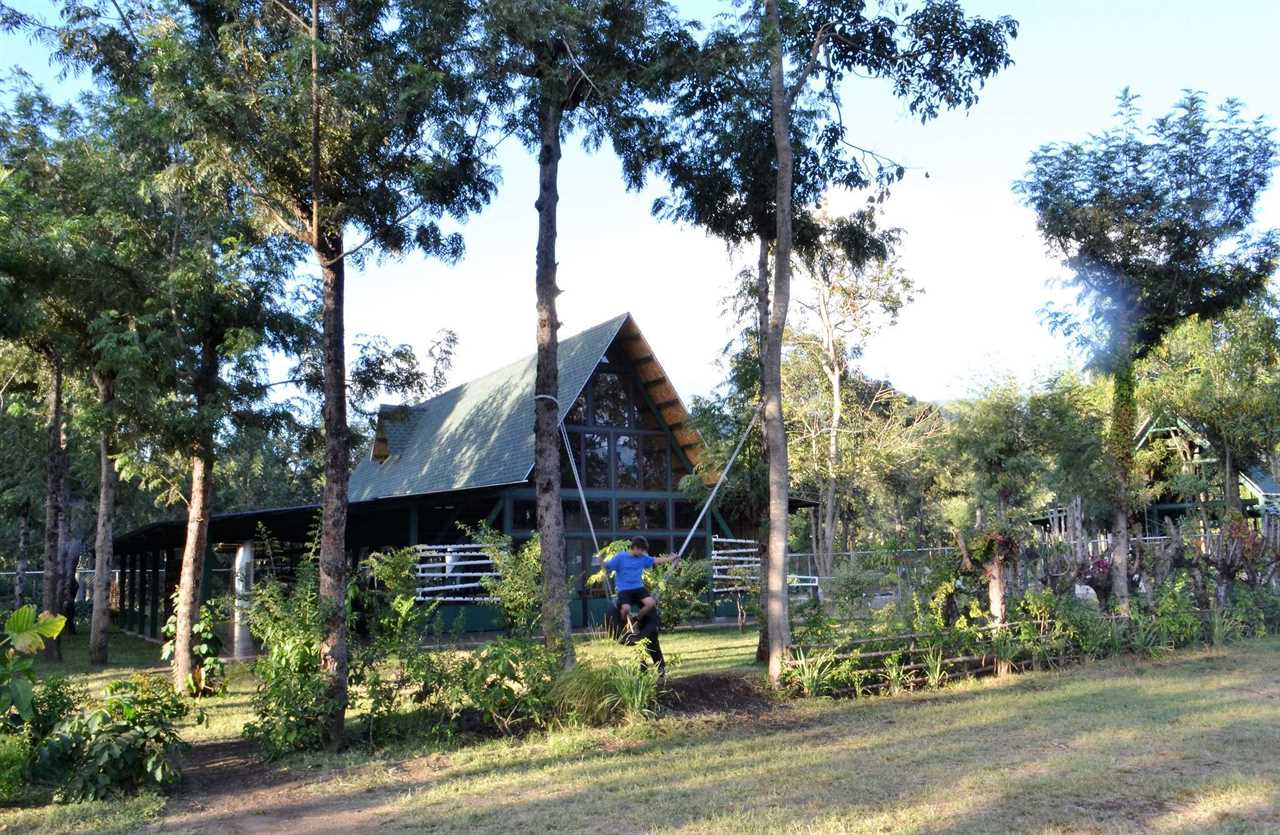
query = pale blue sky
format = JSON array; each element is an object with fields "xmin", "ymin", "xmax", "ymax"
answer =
[{"xmin": 5, "ymin": 0, "xmax": 1279, "ymax": 403}]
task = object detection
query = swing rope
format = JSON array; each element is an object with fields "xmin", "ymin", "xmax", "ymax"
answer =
[
  {"xmin": 534, "ymin": 394, "xmax": 612, "ymax": 599},
  {"xmin": 674, "ymin": 403, "xmax": 763, "ymax": 560},
  {"xmin": 535, "ymin": 394, "xmax": 763, "ymax": 597}
]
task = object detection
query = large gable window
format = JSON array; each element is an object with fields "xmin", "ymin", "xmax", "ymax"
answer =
[
  {"xmin": 591, "ymin": 372, "xmax": 633, "ymax": 427},
  {"xmin": 584, "ymin": 433, "xmax": 610, "ymax": 488}
]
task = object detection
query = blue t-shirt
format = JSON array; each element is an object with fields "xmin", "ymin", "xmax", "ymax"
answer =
[{"xmin": 605, "ymin": 551, "xmax": 654, "ymax": 591}]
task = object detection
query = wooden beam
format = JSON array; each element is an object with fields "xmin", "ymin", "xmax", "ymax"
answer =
[
  {"xmin": 643, "ymin": 377, "xmax": 667, "ymax": 388},
  {"xmin": 633, "ymin": 354, "xmax": 656, "ymax": 366},
  {"xmin": 654, "ymin": 398, "xmax": 679, "ymax": 410}
]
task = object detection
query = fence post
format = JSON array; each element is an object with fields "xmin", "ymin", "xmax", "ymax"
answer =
[{"xmin": 233, "ymin": 541, "xmax": 255, "ymax": 657}]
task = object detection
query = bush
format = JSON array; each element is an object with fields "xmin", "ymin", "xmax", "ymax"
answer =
[
  {"xmin": 783, "ymin": 648, "xmax": 837, "ymax": 698},
  {"xmin": 0, "ymin": 734, "xmax": 27, "ymax": 805},
  {"xmin": 1150, "ymin": 574, "xmax": 1202, "ymax": 648},
  {"xmin": 34, "ymin": 674, "xmax": 191, "ymax": 802},
  {"xmin": 828, "ymin": 562, "xmax": 875, "ymax": 617},
  {"xmin": 643, "ymin": 559, "xmax": 710, "ymax": 627},
  {"xmin": 161, "ymin": 598, "xmax": 227, "ymax": 698},
  {"xmin": 471, "ymin": 524, "xmax": 542, "ymax": 638},
  {"xmin": 464, "ymin": 638, "xmax": 558, "ymax": 734},
  {"xmin": 21, "ymin": 676, "xmax": 88, "ymax": 745},
  {"xmin": 243, "ymin": 561, "xmax": 334, "ymax": 758},
  {"xmin": 552, "ymin": 647, "xmax": 661, "ymax": 724}
]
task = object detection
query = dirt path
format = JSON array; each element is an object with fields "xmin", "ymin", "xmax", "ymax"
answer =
[{"xmin": 153, "ymin": 671, "xmax": 774, "ymax": 834}]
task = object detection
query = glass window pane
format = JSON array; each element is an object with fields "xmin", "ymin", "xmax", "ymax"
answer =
[
  {"xmin": 585, "ymin": 433, "xmax": 610, "ymax": 488},
  {"xmin": 673, "ymin": 500, "xmax": 698, "ymax": 529},
  {"xmin": 644, "ymin": 500, "xmax": 668, "ymax": 530},
  {"xmin": 637, "ymin": 395, "xmax": 662, "ymax": 430},
  {"xmin": 566, "ymin": 391, "xmax": 588, "ymax": 425},
  {"xmin": 617, "ymin": 501, "xmax": 642, "ymax": 531},
  {"xmin": 616, "ymin": 434, "xmax": 640, "ymax": 488},
  {"xmin": 588, "ymin": 500, "xmax": 610, "ymax": 532},
  {"xmin": 513, "ymin": 499, "xmax": 537, "ymax": 530},
  {"xmin": 560, "ymin": 431, "xmax": 583, "ymax": 489},
  {"xmin": 681, "ymin": 536, "xmax": 707, "ymax": 558},
  {"xmin": 563, "ymin": 500, "xmax": 585, "ymax": 531},
  {"xmin": 640, "ymin": 435, "xmax": 670, "ymax": 490},
  {"xmin": 592, "ymin": 373, "xmax": 632, "ymax": 427}
]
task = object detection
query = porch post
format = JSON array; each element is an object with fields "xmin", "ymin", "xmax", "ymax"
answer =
[{"xmin": 233, "ymin": 541, "xmax": 254, "ymax": 657}]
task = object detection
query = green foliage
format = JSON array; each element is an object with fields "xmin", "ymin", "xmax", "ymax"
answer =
[
  {"xmin": 352, "ymin": 547, "xmax": 442, "ymax": 746},
  {"xmin": 791, "ymin": 598, "xmax": 839, "ymax": 648},
  {"xmin": 243, "ymin": 560, "xmax": 334, "ymax": 758},
  {"xmin": 464, "ymin": 639, "xmax": 559, "ymax": 735},
  {"xmin": 20, "ymin": 676, "xmax": 88, "ymax": 746},
  {"xmin": 923, "ymin": 645, "xmax": 947, "ymax": 690},
  {"xmin": 881, "ymin": 650, "xmax": 913, "ymax": 696},
  {"xmin": 828, "ymin": 563, "xmax": 877, "ymax": 619},
  {"xmin": 34, "ymin": 674, "xmax": 190, "ymax": 802},
  {"xmin": 785, "ymin": 648, "xmax": 838, "ymax": 698},
  {"xmin": 1149, "ymin": 575, "xmax": 1202, "ymax": 648},
  {"xmin": 0, "ymin": 734, "xmax": 27, "ymax": 805},
  {"xmin": 643, "ymin": 559, "xmax": 710, "ymax": 628},
  {"xmin": 0, "ymin": 605, "xmax": 66, "ymax": 722},
  {"xmin": 552, "ymin": 646, "xmax": 662, "ymax": 725},
  {"xmin": 471, "ymin": 524, "xmax": 542, "ymax": 638},
  {"xmin": 161, "ymin": 597, "xmax": 227, "ymax": 698},
  {"xmin": 601, "ymin": 646, "xmax": 662, "ymax": 723}
]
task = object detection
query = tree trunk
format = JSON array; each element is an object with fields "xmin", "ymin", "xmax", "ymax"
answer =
[
  {"xmin": 316, "ymin": 230, "xmax": 351, "ymax": 746},
  {"xmin": 985, "ymin": 558, "xmax": 1006, "ymax": 623},
  {"xmin": 1108, "ymin": 353, "xmax": 1136, "ymax": 616},
  {"xmin": 15, "ymin": 500, "xmax": 28, "ymax": 609},
  {"xmin": 42, "ymin": 359, "xmax": 65, "ymax": 661},
  {"xmin": 533, "ymin": 98, "xmax": 575, "ymax": 669},
  {"xmin": 1221, "ymin": 446, "xmax": 1241, "ymax": 515},
  {"xmin": 818, "ymin": 286, "xmax": 841, "ymax": 594},
  {"xmin": 89, "ymin": 373, "xmax": 116, "ymax": 665},
  {"xmin": 763, "ymin": 0, "xmax": 794, "ymax": 686},
  {"xmin": 173, "ymin": 452, "xmax": 212, "ymax": 690},
  {"xmin": 754, "ymin": 238, "xmax": 771, "ymax": 665}
]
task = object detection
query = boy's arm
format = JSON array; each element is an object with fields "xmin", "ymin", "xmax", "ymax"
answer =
[{"xmin": 653, "ymin": 554, "xmax": 679, "ymax": 566}]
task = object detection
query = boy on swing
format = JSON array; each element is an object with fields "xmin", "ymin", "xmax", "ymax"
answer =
[{"xmin": 604, "ymin": 536, "xmax": 677, "ymax": 630}]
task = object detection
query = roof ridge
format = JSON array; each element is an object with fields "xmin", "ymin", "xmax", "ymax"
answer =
[{"xmin": 377, "ymin": 312, "xmax": 630, "ymax": 415}]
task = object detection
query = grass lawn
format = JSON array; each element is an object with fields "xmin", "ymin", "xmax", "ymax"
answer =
[{"xmin": 7, "ymin": 628, "xmax": 1280, "ymax": 833}]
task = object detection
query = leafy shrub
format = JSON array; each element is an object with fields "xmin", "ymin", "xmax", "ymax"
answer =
[
  {"xmin": 21, "ymin": 676, "xmax": 88, "ymax": 745},
  {"xmin": 881, "ymin": 650, "xmax": 912, "ymax": 695},
  {"xmin": 352, "ymin": 548, "xmax": 443, "ymax": 745},
  {"xmin": 1150, "ymin": 575, "xmax": 1202, "ymax": 648},
  {"xmin": 831, "ymin": 656, "xmax": 871, "ymax": 699},
  {"xmin": 923, "ymin": 645, "xmax": 947, "ymax": 689},
  {"xmin": 1228, "ymin": 588, "xmax": 1270, "ymax": 638},
  {"xmin": 243, "ymin": 560, "xmax": 334, "ymax": 758},
  {"xmin": 791, "ymin": 598, "xmax": 839, "ymax": 648},
  {"xmin": 603, "ymin": 646, "xmax": 661, "ymax": 721},
  {"xmin": 0, "ymin": 734, "xmax": 27, "ymax": 805},
  {"xmin": 643, "ymin": 559, "xmax": 710, "ymax": 627},
  {"xmin": 552, "ymin": 646, "xmax": 662, "ymax": 724},
  {"xmin": 161, "ymin": 598, "xmax": 227, "ymax": 697},
  {"xmin": 785, "ymin": 648, "xmax": 837, "ymax": 698},
  {"xmin": 35, "ymin": 674, "xmax": 191, "ymax": 801},
  {"xmin": 471, "ymin": 524, "xmax": 542, "ymax": 637},
  {"xmin": 0, "ymin": 606, "xmax": 66, "ymax": 722},
  {"xmin": 551, "ymin": 662, "xmax": 614, "ymax": 725},
  {"xmin": 828, "ymin": 562, "xmax": 881, "ymax": 618},
  {"xmin": 464, "ymin": 638, "xmax": 559, "ymax": 734}
]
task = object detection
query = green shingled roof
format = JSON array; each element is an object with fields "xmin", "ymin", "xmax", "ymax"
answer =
[{"xmin": 349, "ymin": 314, "xmax": 629, "ymax": 502}]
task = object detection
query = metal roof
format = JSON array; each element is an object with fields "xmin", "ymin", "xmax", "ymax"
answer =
[{"xmin": 349, "ymin": 313, "xmax": 650, "ymax": 502}]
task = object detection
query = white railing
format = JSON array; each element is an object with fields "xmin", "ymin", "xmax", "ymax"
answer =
[
  {"xmin": 413, "ymin": 543, "xmax": 495, "ymax": 603},
  {"xmin": 710, "ymin": 537, "xmax": 820, "ymax": 594}
]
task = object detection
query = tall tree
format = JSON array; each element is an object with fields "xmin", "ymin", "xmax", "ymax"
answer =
[
  {"xmin": 756, "ymin": 0, "xmax": 1015, "ymax": 683},
  {"xmin": 1017, "ymin": 91, "xmax": 1279, "ymax": 614},
  {"xmin": 1140, "ymin": 298, "xmax": 1280, "ymax": 515},
  {"xmin": 63, "ymin": 0, "xmax": 495, "ymax": 741},
  {"xmin": 793, "ymin": 212, "xmax": 912, "ymax": 585},
  {"xmin": 473, "ymin": 0, "xmax": 690, "ymax": 667}
]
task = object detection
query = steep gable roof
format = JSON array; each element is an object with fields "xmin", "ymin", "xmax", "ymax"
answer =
[{"xmin": 349, "ymin": 313, "xmax": 703, "ymax": 502}]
